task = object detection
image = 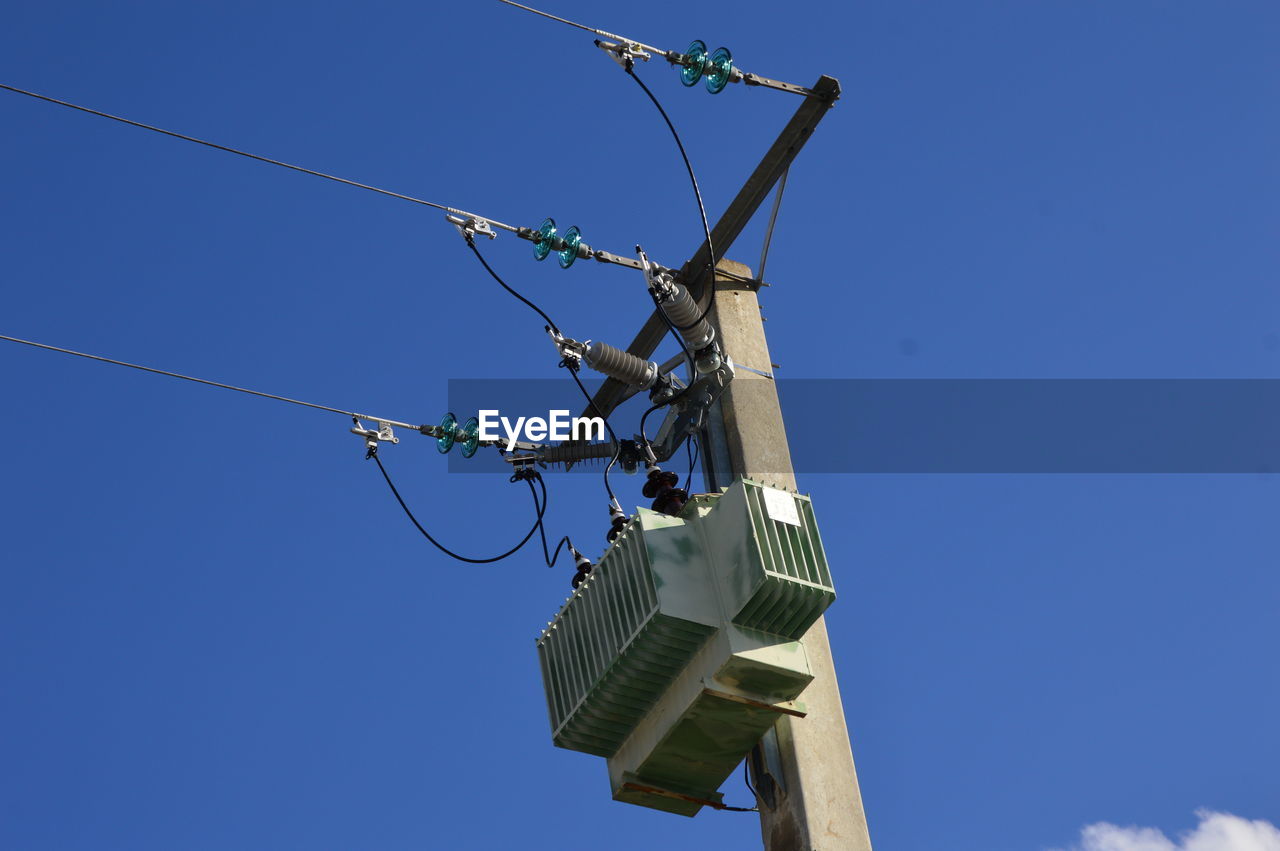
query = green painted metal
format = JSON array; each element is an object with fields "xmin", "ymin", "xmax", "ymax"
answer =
[
  {"xmin": 535, "ymin": 478, "xmax": 835, "ymax": 816},
  {"xmin": 537, "ymin": 511, "xmax": 718, "ymax": 758},
  {"xmin": 705, "ymin": 480, "xmax": 835, "ymax": 640},
  {"xmin": 608, "ymin": 624, "xmax": 813, "ymax": 815}
]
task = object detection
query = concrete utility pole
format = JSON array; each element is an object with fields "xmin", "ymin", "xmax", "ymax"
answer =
[
  {"xmin": 703, "ymin": 260, "xmax": 873, "ymax": 851},
  {"xmin": 578, "ymin": 74, "xmax": 869, "ymax": 850}
]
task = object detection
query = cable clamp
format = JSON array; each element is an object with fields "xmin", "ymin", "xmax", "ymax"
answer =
[
  {"xmin": 351, "ymin": 418, "xmax": 400, "ymax": 456},
  {"xmin": 546, "ymin": 326, "xmax": 587, "ymax": 367},
  {"xmin": 509, "ymin": 462, "xmax": 541, "ymax": 482},
  {"xmin": 595, "ymin": 38, "xmax": 650, "ymax": 67},
  {"xmin": 446, "ymin": 213, "xmax": 496, "ymax": 241},
  {"xmin": 636, "ymin": 244, "xmax": 676, "ymax": 298}
]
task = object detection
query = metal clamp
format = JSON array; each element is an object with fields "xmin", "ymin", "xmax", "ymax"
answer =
[
  {"xmin": 595, "ymin": 38, "xmax": 651, "ymax": 67},
  {"xmin": 637, "ymin": 245, "xmax": 676, "ymax": 298},
  {"xmin": 546, "ymin": 326, "xmax": 588, "ymax": 366},
  {"xmin": 351, "ymin": 419, "xmax": 400, "ymax": 454},
  {"xmin": 446, "ymin": 213, "xmax": 496, "ymax": 240}
]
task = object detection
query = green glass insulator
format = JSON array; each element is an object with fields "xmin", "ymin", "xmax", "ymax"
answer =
[
  {"xmin": 557, "ymin": 226, "xmax": 582, "ymax": 269},
  {"xmin": 706, "ymin": 47, "xmax": 733, "ymax": 94},
  {"xmin": 436, "ymin": 412, "xmax": 457, "ymax": 454},
  {"xmin": 680, "ymin": 40, "xmax": 707, "ymax": 87},
  {"xmin": 533, "ymin": 217, "xmax": 557, "ymax": 262},
  {"xmin": 459, "ymin": 416, "xmax": 480, "ymax": 459}
]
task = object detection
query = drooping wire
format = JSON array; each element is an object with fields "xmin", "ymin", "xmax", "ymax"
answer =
[
  {"xmin": 687, "ymin": 431, "xmax": 700, "ymax": 488},
  {"xmin": 530, "ymin": 473, "xmax": 579, "ymax": 568},
  {"xmin": 459, "ymin": 239, "xmax": 624, "ymax": 508},
  {"xmin": 563, "ymin": 358, "xmax": 622, "ymax": 508},
  {"xmin": 0, "ymin": 328, "xmax": 567, "ymax": 565},
  {"xmin": 638, "ymin": 402, "xmax": 664, "ymax": 446},
  {"xmin": 0, "ymin": 82, "xmax": 522, "ymax": 232},
  {"xmin": 623, "ymin": 62, "xmax": 718, "ymax": 330},
  {"xmin": 370, "ymin": 450, "xmax": 547, "ymax": 564},
  {"xmin": 466, "ymin": 234, "xmax": 562, "ymax": 334}
]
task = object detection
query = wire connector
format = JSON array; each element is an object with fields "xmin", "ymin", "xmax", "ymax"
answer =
[
  {"xmin": 547, "ymin": 326, "xmax": 588, "ymax": 367},
  {"xmin": 637, "ymin": 244, "xmax": 677, "ymax": 299},
  {"xmin": 606, "ymin": 500, "xmax": 629, "ymax": 543},
  {"xmin": 569, "ymin": 544, "xmax": 594, "ymax": 588},
  {"xmin": 447, "ymin": 213, "xmax": 496, "ymax": 241},
  {"xmin": 351, "ymin": 418, "xmax": 399, "ymax": 458},
  {"xmin": 595, "ymin": 38, "xmax": 650, "ymax": 67}
]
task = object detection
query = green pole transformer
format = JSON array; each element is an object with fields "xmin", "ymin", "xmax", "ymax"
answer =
[{"xmin": 536, "ymin": 478, "xmax": 836, "ymax": 816}]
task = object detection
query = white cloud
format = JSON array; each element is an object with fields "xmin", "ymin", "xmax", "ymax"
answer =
[{"xmin": 1052, "ymin": 810, "xmax": 1280, "ymax": 851}]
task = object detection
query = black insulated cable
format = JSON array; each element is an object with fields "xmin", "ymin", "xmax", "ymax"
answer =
[
  {"xmin": 460, "ymin": 236, "xmax": 625, "ymax": 510},
  {"xmin": 466, "ymin": 235, "xmax": 562, "ymax": 334},
  {"xmin": 639, "ymin": 402, "xmax": 664, "ymax": 446},
  {"xmin": 562, "ymin": 358, "xmax": 622, "ymax": 509},
  {"xmin": 623, "ymin": 63, "xmax": 719, "ymax": 331},
  {"xmin": 370, "ymin": 450, "xmax": 546, "ymax": 564},
  {"xmin": 529, "ymin": 474, "xmax": 573, "ymax": 567}
]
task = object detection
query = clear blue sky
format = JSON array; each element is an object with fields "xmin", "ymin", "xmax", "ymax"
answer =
[{"xmin": 2, "ymin": 2, "xmax": 1277, "ymax": 850}]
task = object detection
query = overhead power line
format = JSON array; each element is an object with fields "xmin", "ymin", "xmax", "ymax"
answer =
[
  {"xmin": 495, "ymin": 0, "xmax": 819, "ymax": 98},
  {"xmin": 0, "ymin": 82, "xmax": 519, "ymax": 232},
  {"xmin": 496, "ymin": 0, "xmax": 658, "ymax": 51},
  {"xmin": 3, "ymin": 331, "xmax": 582, "ymax": 569},
  {"xmin": 0, "ymin": 81, "xmax": 672, "ymax": 274},
  {"xmin": 0, "ymin": 332, "xmax": 419, "ymax": 430}
]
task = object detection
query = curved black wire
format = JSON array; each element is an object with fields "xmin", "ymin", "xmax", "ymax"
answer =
[
  {"xmin": 687, "ymin": 431, "xmax": 700, "ymax": 487},
  {"xmin": 462, "ymin": 237, "xmax": 623, "ymax": 507},
  {"xmin": 466, "ymin": 236, "xmax": 561, "ymax": 334},
  {"xmin": 624, "ymin": 63, "xmax": 718, "ymax": 331},
  {"xmin": 638, "ymin": 402, "xmax": 664, "ymax": 446},
  {"xmin": 744, "ymin": 757, "xmax": 763, "ymax": 811},
  {"xmin": 563, "ymin": 359, "xmax": 621, "ymax": 507},
  {"xmin": 371, "ymin": 451, "xmax": 545, "ymax": 564},
  {"xmin": 531, "ymin": 475, "xmax": 576, "ymax": 569}
]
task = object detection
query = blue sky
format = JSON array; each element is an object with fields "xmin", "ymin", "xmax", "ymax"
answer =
[{"xmin": 2, "ymin": 2, "xmax": 1277, "ymax": 849}]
